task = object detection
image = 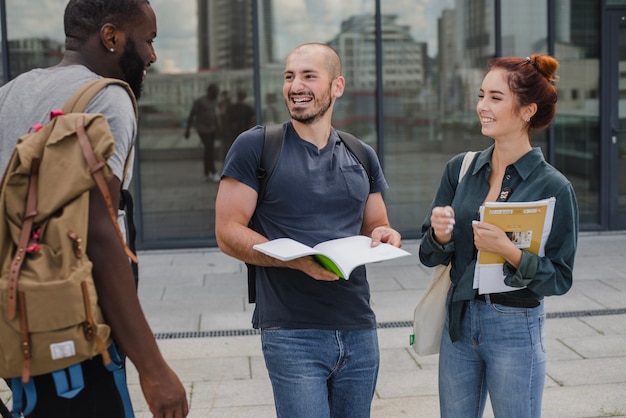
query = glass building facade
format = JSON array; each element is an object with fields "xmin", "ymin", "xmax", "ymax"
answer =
[{"xmin": 1, "ymin": 0, "xmax": 626, "ymax": 250}]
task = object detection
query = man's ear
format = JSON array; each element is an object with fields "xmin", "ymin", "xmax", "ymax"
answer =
[
  {"xmin": 101, "ymin": 23, "xmax": 120, "ymax": 52},
  {"xmin": 332, "ymin": 76, "xmax": 345, "ymax": 99}
]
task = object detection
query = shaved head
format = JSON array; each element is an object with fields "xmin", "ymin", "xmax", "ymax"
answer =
[{"xmin": 288, "ymin": 43, "xmax": 342, "ymax": 80}]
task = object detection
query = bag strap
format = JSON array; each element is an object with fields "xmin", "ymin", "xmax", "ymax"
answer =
[
  {"xmin": 104, "ymin": 343, "xmax": 135, "ymax": 418},
  {"xmin": 75, "ymin": 116, "xmax": 138, "ymax": 264},
  {"xmin": 459, "ymin": 151, "xmax": 477, "ymax": 183},
  {"xmin": 256, "ymin": 124, "xmax": 284, "ymax": 207},
  {"xmin": 257, "ymin": 124, "xmax": 373, "ymax": 206},
  {"xmin": 63, "ymin": 78, "xmax": 138, "ymax": 119},
  {"xmin": 0, "ymin": 397, "xmax": 10, "ymax": 418},
  {"xmin": 5, "ymin": 159, "xmax": 40, "ymax": 321},
  {"xmin": 120, "ymin": 189, "xmax": 139, "ymax": 288},
  {"xmin": 335, "ymin": 129, "xmax": 374, "ymax": 186},
  {"xmin": 67, "ymin": 79, "xmax": 138, "ymax": 263},
  {"xmin": 64, "ymin": 78, "xmax": 138, "ymax": 186},
  {"xmin": 9, "ymin": 377, "xmax": 37, "ymax": 417}
]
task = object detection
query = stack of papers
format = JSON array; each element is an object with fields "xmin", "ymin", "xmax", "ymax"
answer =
[{"xmin": 473, "ymin": 197, "xmax": 555, "ymax": 294}]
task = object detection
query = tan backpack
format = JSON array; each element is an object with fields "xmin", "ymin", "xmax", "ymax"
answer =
[{"xmin": 0, "ymin": 78, "xmax": 138, "ymax": 384}]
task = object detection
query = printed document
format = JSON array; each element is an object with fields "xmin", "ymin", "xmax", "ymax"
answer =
[{"xmin": 473, "ymin": 197, "xmax": 555, "ymax": 294}]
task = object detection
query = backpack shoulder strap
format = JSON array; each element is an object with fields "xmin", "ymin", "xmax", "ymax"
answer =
[
  {"xmin": 65, "ymin": 79, "xmax": 139, "ymax": 263},
  {"xmin": 63, "ymin": 78, "xmax": 138, "ymax": 185},
  {"xmin": 336, "ymin": 130, "xmax": 373, "ymax": 187},
  {"xmin": 62, "ymin": 78, "xmax": 138, "ymax": 119},
  {"xmin": 257, "ymin": 123, "xmax": 285, "ymax": 207},
  {"xmin": 257, "ymin": 125, "xmax": 374, "ymax": 208}
]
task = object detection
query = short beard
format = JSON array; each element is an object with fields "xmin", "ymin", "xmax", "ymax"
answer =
[{"xmin": 289, "ymin": 94, "xmax": 332, "ymax": 125}]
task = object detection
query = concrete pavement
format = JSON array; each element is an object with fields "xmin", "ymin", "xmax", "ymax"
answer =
[
  {"xmin": 131, "ymin": 231, "xmax": 626, "ymax": 417},
  {"xmin": 2, "ymin": 232, "xmax": 626, "ymax": 417}
]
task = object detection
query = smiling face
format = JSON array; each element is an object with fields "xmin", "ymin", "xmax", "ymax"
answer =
[
  {"xmin": 476, "ymin": 68, "xmax": 531, "ymax": 141},
  {"xmin": 282, "ymin": 44, "xmax": 344, "ymax": 125}
]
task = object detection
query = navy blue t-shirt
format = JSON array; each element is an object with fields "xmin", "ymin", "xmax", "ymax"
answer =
[{"xmin": 222, "ymin": 122, "xmax": 388, "ymax": 330}]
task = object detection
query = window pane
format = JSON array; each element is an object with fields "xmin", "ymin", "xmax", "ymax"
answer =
[
  {"xmin": 0, "ymin": 21, "xmax": 3, "ymax": 86},
  {"xmin": 139, "ymin": 0, "xmax": 256, "ymax": 244},
  {"xmin": 380, "ymin": 0, "xmax": 495, "ymax": 236},
  {"xmin": 501, "ymin": 0, "xmax": 548, "ymax": 57},
  {"xmin": 501, "ymin": 0, "xmax": 549, "ymax": 156},
  {"xmin": 553, "ymin": 0, "xmax": 600, "ymax": 225},
  {"xmin": 260, "ymin": 0, "xmax": 376, "ymax": 127},
  {"xmin": 2, "ymin": 1, "xmax": 64, "ymax": 80}
]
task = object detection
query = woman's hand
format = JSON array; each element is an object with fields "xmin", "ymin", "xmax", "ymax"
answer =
[
  {"xmin": 430, "ymin": 206, "xmax": 456, "ymax": 245},
  {"xmin": 472, "ymin": 220, "xmax": 522, "ymax": 267}
]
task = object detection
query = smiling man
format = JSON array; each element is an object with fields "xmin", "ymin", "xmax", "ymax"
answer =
[
  {"xmin": 0, "ymin": 1, "xmax": 188, "ymax": 416},
  {"xmin": 215, "ymin": 43, "xmax": 402, "ymax": 418}
]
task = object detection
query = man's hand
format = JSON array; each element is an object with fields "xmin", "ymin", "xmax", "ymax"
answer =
[
  {"xmin": 286, "ymin": 256, "xmax": 339, "ymax": 281},
  {"xmin": 139, "ymin": 364, "xmax": 189, "ymax": 418},
  {"xmin": 370, "ymin": 226, "xmax": 402, "ymax": 248}
]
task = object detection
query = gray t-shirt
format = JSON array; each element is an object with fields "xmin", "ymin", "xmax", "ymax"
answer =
[{"xmin": 0, "ymin": 65, "xmax": 136, "ymax": 185}]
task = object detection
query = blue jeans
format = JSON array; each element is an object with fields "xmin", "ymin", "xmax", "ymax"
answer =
[
  {"xmin": 261, "ymin": 328, "xmax": 379, "ymax": 418},
  {"xmin": 439, "ymin": 296, "xmax": 546, "ymax": 418}
]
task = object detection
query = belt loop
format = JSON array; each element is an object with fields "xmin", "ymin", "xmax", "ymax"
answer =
[{"xmin": 484, "ymin": 294, "xmax": 491, "ymax": 305}]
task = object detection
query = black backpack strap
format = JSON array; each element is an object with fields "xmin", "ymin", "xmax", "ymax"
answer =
[
  {"xmin": 336, "ymin": 130, "xmax": 373, "ymax": 188},
  {"xmin": 257, "ymin": 123, "xmax": 285, "ymax": 205},
  {"xmin": 246, "ymin": 123, "xmax": 284, "ymax": 303},
  {"xmin": 259, "ymin": 125, "xmax": 372, "ymax": 201},
  {"xmin": 119, "ymin": 189, "xmax": 138, "ymax": 289},
  {"xmin": 0, "ymin": 397, "xmax": 11, "ymax": 418}
]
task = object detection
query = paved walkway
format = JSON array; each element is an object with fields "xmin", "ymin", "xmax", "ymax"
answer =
[{"xmin": 2, "ymin": 232, "xmax": 626, "ymax": 417}]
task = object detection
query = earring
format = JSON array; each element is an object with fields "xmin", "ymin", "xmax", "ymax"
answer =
[{"xmin": 110, "ymin": 48, "xmax": 115, "ymax": 52}]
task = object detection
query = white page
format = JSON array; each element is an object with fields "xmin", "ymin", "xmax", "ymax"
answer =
[
  {"xmin": 253, "ymin": 238, "xmax": 319, "ymax": 261},
  {"xmin": 313, "ymin": 236, "xmax": 411, "ymax": 277},
  {"xmin": 253, "ymin": 235, "xmax": 410, "ymax": 278}
]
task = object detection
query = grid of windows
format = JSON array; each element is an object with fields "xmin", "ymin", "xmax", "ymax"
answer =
[{"xmin": 0, "ymin": 0, "xmax": 615, "ymax": 247}]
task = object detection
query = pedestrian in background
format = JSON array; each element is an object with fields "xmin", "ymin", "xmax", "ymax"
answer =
[
  {"xmin": 185, "ymin": 83, "xmax": 221, "ymax": 182},
  {"xmin": 221, "ymin": 89, "xmax": 255, "ymax": 160}
]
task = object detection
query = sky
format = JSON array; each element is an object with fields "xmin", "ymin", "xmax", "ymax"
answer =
[
  {"xmin": 5, "ymin": 0, "xmax": 455, "ymax": 74},
  {"xmin": 271, "ymin": 0, "xmax": 453, "ymax": 61}
]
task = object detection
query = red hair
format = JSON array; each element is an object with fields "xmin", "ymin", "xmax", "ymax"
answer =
[{"xmin": 488, "ymin": 54, "xmax": 559, "ymax": 130}]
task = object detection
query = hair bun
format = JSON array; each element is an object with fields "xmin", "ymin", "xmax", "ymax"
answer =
[{"xmin": 528, "ymin": 54, "xmax": 559, "ymax": 83}]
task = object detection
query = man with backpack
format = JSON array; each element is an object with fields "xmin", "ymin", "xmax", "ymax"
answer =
[
  {"xmin": 215, "ymin": 43, "xmax": 402, "ymax": 417},
  {"xmin": 0, "ymin": 1, "xmax": 188, "ymax": 417}
]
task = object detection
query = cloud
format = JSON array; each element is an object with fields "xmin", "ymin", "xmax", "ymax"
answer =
[
  {"xmin": 6, "ymin": 1, "xmax": 64, "ymax": 40},
  {"xmin": 3, "ymin": 0, "xmax": 456, "ymax": 72},
  {"xmin": 150, "ymin": 0, "xmax": 197, "ymax": 72},
  {"xmin": 272, "ymin": 0, "xmax": 454, "ymax": 60},
  {"xmin": 273, "ymin": 0, "xmax": 375, "ymax": 60},
  {"xmin": 4, "ymin": 0, "xmax": 199, "ymax": 72}
]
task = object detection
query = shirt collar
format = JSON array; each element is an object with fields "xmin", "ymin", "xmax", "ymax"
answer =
[{"xmin": 473, "ymin": 145, "xmax": 545, "ymax": 181}]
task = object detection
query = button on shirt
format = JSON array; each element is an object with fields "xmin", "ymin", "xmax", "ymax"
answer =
[{"xmin": 419, "ymin": 146, "xmax": 579, "ymax": 340}]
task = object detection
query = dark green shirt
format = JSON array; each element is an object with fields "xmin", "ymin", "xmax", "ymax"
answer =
[{"xmin": 419, "ymin": 146, "xmax": 578, "ymax": 339}]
